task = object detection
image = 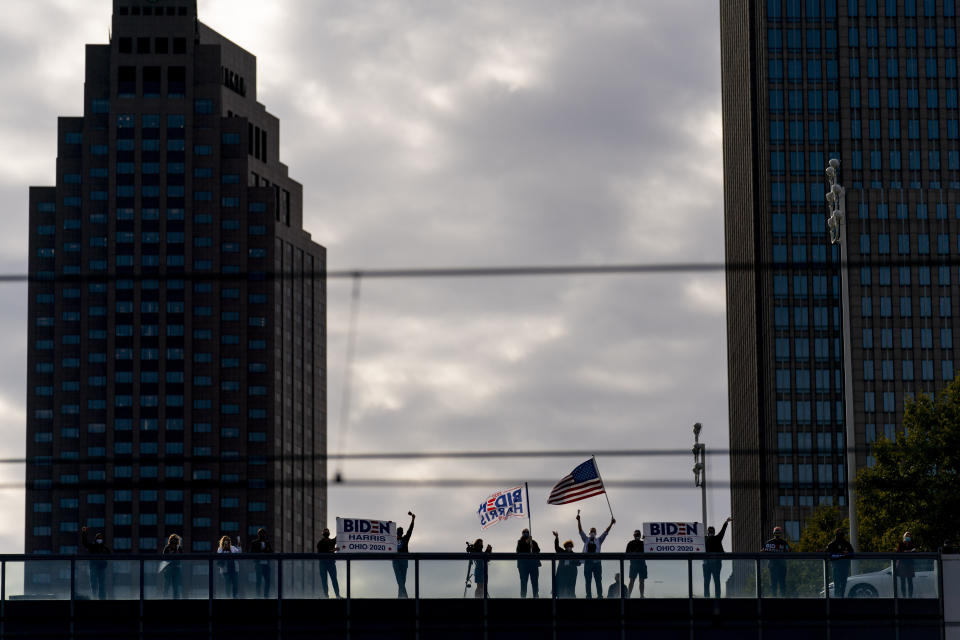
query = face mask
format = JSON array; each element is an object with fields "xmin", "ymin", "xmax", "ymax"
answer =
[
  {"xmin": 96, "ymin": 540, "xmax": 103, "ymax": 545},
  {"xmin": 634, "ymin": 535, "xmax": 641, "ymax": 540},
  {"xmin": 905, "ymin": 537, "xmax": 912, "ymax": 542}
]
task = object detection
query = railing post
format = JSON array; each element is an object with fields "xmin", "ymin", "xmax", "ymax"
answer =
[
  {"xmin": 346, "ymin": 558, "xmax": 351, "ymax": 640},
  {"xmin": 208, "ymin": 557, "xmax": 214, "ymax": 640},
  {"xmin": 551, "ymin": 558, "xmax": 557, "ymax": 640},
  {"xmin": 1, "ymin": 559, "xmax": 6, "ymax": 640},
  {"xmin": 824, "ymin": 557, "xmax": 831, "ymax": 600},
  {"xmin": 70, "ymin": 558, "xmax": 76, "ymax": 640},
  {"xmin": 482, "ymin": 556, "xmax": 488, "ymax": 640},
  {"xmin": 276, "ymin": 558, "xmax": 283, "ymax": 640},
  {"xmin": 688, "ymin": 558, "xmax": 694, "ymax": 640},
  {"xmin": 414, "ymin": 558, "xmax": 420, "ymax": 640},
  {"xmin": 620, "ymin": 557, "xmax": 626, "ymax": 640},
  {"xmin": 138, "ymin": 557, "xmax": 144, "ymax": 640}
]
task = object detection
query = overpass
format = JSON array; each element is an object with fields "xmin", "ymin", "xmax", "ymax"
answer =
[{"xmin": 4, "ymin": 552, "xmax": 951, "ymax": 639}]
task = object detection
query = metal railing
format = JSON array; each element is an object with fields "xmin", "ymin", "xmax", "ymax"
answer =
[{"xmin": 3, "ymin": 552, "xmax": 943, "ymax": 603}]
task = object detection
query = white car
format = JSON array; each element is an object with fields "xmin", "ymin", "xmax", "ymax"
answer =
[{"xmin": 829, "ymin": 560, "xmax": 938, "ymax": 598}]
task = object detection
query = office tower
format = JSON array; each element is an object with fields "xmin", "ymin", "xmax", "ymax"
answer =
[
  {"xmin": 26, "ymin": 0, "xmax": 326, "ymax": 558},
  {"xmin": 722, "ymin": 0, "xmax": 960, "ymax": 551}
]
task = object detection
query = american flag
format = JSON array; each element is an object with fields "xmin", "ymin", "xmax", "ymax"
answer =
[{"xmin": 548, "ymin": 459, "xmax": 605, "ymax": 505}]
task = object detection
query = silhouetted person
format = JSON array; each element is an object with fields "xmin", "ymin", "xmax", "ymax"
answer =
[
  {"xmin": 625, "ymin": 530, "xmax": 647, "ymax": 598},
  {"xmin": 316, "ymin": 528, "xmax": 341, "ymax": 598},
  {"xmin": 217, "ymin": 535, "xmax": 240, "ymax": 598},
  {"xmin": 161, "ymin": 534, "xmax": 183, "ymax": 599},
  {"xmin": 895, "ymin": 531, "xmax": 917, "ymax": 598},
  {"xmin": 606, "ymin": 572, "xmax": 626, "ymax": 599},
  {"xmin": 516, "ymin": 528, "xmax": 541, "ymax": 598},
  {"xmin": 249, "ymin": 528, "xmax": 274, "ymax": 598},
  {"xmin": 552, "ymin": 532, "xmax": 580, "ymax": 598},
  {"xmin": 80, "ymin": 527, "xmax": 111, "ymax": 600},
  {"xmin": 825, "ymin": 528, "xmax": 854, "ymax": 598},
  {"xmin": 467, "ymin": 539, "xmax": 492, "ymax": 598},
  {"xmin": 577, "ymin": 513, "xmax": 614, "ymax": 598},
  {"xmin": 761, "ymin": 526, "xmax": 791, "ymax": 597},
  {"xmin": 703, "ymin": 517, "xmax": 732, "ymax": 597},
  {"xmin": 393, "ymin": 512, "xmax": 415, "ymax": 598}
]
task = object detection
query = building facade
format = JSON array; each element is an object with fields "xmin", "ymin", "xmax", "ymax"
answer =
[
  {"xmin": 26, "ymin": 0, "xmax": 326, "ymax": 559},
  {"xmin": 722, "ymin": 0, "xmax": 960, "ymax": 551}
]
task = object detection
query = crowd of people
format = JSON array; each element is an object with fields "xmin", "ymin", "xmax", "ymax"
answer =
[{"xmin": 78, "ymin": 515, "xmax": 954, "ymax": 601}]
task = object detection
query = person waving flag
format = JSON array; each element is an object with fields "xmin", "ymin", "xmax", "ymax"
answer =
[{"xmin": 548, "ymin": 458, "xmax": 607, "ymax": 505}]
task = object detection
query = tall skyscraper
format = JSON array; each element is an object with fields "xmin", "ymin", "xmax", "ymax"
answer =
[
  {"xmin": 722, "ymin": 0, "xmax": 960, "ymax": 551},
  {"xmin": 26, "ymin": 0, "xmax": 326, "ymax": 558}
]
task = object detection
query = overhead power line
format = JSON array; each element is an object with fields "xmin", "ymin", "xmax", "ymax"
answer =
[
  {"xmin": 0, "ymin": 446, "xmax": 872, "ymax": 466},
  {"xmin": 0, "ymin": 257, "xmax": 956, "ymax": 284}
]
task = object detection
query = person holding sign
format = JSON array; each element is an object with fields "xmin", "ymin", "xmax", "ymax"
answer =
[
  {"xmin": 515, "ymin": 528, "xmax": 541, "ymax": 598},
  {"xmin": 316, "ymin": 528, "xmax": 341, "ymax": 599},
  {"xmin": 577, "ymin": 512, "xmax": 615, "ymax": 598},
  {"xmin": 393, "ymin": 512, "xmax": 415, "ymax": 598},
  {"xmin": 625, "ymin": 530, "xmax": 647, "ymax": 598}
]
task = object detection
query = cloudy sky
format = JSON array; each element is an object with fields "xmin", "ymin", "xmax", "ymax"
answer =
[{"xmin": 0, "ymin": 0, "xmax": 728, "ymax": 553}]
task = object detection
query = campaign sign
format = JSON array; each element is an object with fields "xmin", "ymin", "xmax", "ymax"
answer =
[
  {"xmin": 642, "ymin": 522, "xmax": 705, "ymax": 553},
  {"xmin": 478, "ymin": 486, "xmax": 526, "ymax": 530},
  {"xmin": 336, "ymin": 518, "xmax": 398, "ymax": 553}
]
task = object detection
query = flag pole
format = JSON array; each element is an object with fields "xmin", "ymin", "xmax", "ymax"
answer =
[
  {"xmin": 525, "ymin": 482, "xmax": 533, "ymax": 539},
  {"xmin": 592, "ymin": 455, "xmax": 614, "ymax": 520}
]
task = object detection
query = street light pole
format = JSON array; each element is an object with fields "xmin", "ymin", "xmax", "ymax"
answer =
[
  {"xmin": 825, "ymin": 158, "xmax": 859, "ymax": 549},
  {"xmin": 693, "ymin": 423, "xmax": 707, "ymax": 528}
]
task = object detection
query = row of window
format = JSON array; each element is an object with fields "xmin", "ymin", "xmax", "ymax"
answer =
[
  {"xmin": 777, "ymin": 463, "xmax": 845, "ymax": 487},
  {"xmin": 35, "ymin": 251, "xmax": 269, "ymax": 267},
  {"xmin": 776, "ymin": 399, "xmax": 845, "ymax": 423},
  {"xmin": 33, "ymin": 425, "xmax": 268, "ymax": 440},
  {"xmin": 769, "ymin": 26, "xmax": 958, "ymax": 51},
  {"xmin": 117, "ymin": 66, "xmax": 186, "ymax": 99},
  {"xmin": 777, "ymin": 431, "xmax": 844, "ymax": 453},
  {"xmin": 863, "ymin": 327, "xmax": 953, "ymax": 349},
  {"xmin": 776, "ymin": 369, "xmax": 843, "ymax": 392},
  {"xmin": 767, "ymin": 0, "xmax": 955, "ymax": 20},
  {"xmin": 775, "ymin": 337, "xmax": 841, "ymax": 361},
  {"xmin": 857, "ymin": 201, "xmax": 954, "ymax": 219},
  {"xmin": 773, "ymin": 274, "xmax": 838, "ymax": 297},
  {"xmin": 50, "ymin": 196, "xmax": 270, "ymax": 217},
  {"xmin": 860, "ymin": 294, "xmax": 954, "ymax": 317},
  {"xmin": 779, "ymin": 495, "xmax": 845, "ymax": 509},
  {"xmin": 849, "ymin": 26, "xmax": 955, "ymax": 49},
  {"xmin": 117, "ymin": 5, "xmax": 190, "ymax": 17},
  {"xmin": 37, "ymin": 495, "xmax": 281, "ymax": 510},
  {"xmin": 859, "ymin": 233, "xmax": 960, "ymax": 255},
  {"xmin": 861, "ymin": 266, "xmax": 954, "ymax": 287},
  {"xmin": 117, "ymin": 36, "xmax": 187, "ymax": 56},
  {"xmin": 863, "ymin": 358, "xmax": 955, "ymax": 380}
]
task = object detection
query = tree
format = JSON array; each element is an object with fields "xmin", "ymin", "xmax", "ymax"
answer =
[
  {"xmin": 856, "ymin": 376, "xmax": 960, "ymax": 552},
  {"xmin": 796, "ymin": 506, "xmax": 848, "ymax": 552}
]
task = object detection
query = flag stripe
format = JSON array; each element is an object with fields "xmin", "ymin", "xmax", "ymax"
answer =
[
  {"xmin": 549, "ymin": 490, "xmax": 605, "ymax": 505},
  {"xmin": 547, "ymin": 458, "xmax": 606, "ymax": 505},
  {"xmin": 548, "ymin": 485, "xmax": 604, "ymax": 503}
]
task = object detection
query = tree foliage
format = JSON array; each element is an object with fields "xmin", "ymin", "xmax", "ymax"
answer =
[
  {"xmin": 796, "ymin": 506, "xmax": 849, "ymax": 552},
  {"xmin": 856, "ymin": 376, "xmax": 960, "ymax": 551}
]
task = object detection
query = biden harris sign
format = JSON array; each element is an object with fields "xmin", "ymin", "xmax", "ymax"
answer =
[
  {"xmin": 642, "ymin": 522, "xmax": 705, "ymax": 553},
  {"xmin": 336, "ymin": 518, "xmax": 398, "ymax": 553}
]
